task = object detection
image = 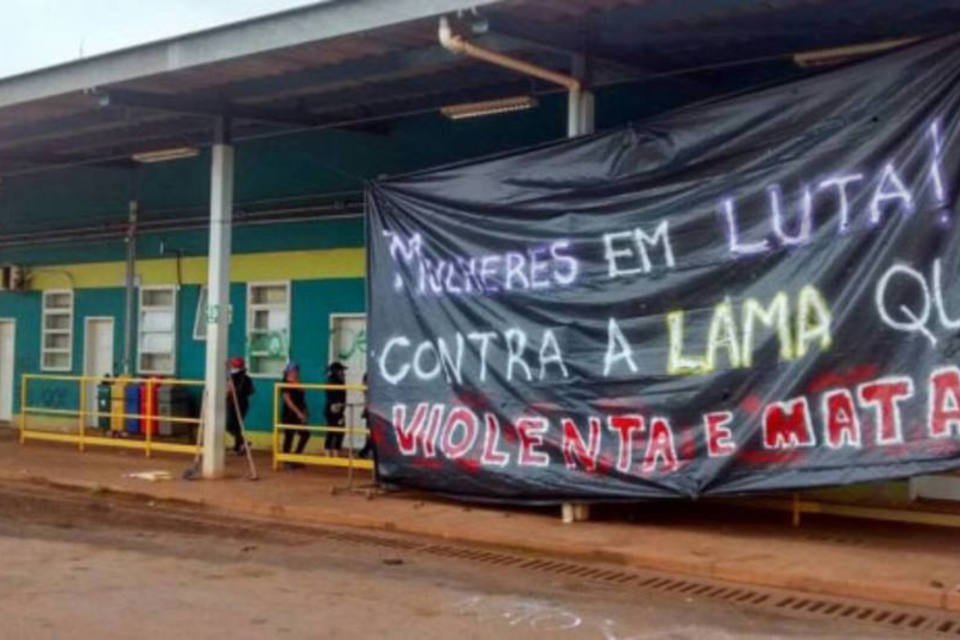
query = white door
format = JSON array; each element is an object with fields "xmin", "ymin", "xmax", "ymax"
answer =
[
  {"xmin": 0, "ymin": 320, "xmax": 15, "ymax": 422},
  {"xmin": 329, "ymin": 314, "xmax": 367, "ymax": 448},
  {"xmin": 84, "ymin": 318, "xmax": 115, "ymax": 427}
]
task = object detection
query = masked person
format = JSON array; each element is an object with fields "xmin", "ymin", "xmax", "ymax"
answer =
[
  {"xmin": 281, "ymin": 362, "xmax": 310, "ymax": 466},
  {"xmin": 357, "ymin": 372, "xmax": 380, "ymax": 486},
  {"xmin": 324, "ymin": 362, "xmax": 347, "ymax": 457},
  {"xmin": 358, "ymin": 373, "xmax": 374, "ymax": 460},
  {"xmin": 226, "ymin": 356, "xmax": 254, "ymax": 455}
]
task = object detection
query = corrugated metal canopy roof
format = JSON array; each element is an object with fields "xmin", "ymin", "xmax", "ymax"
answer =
[{"xmin": 1, "ymin": 0, "xmax": 959, "ymax": 175}]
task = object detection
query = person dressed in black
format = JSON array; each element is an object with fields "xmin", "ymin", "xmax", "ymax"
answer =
[
  {"xmin": 226, "ymin": 356, "xmax": 254, "ymax": 455},
  {"xmin": 357, "ymin": 372, "xmax": 380, "ymax": 486},
  {"xmin": 324, "ymin": 362, "xmax": 347, "ymax": 457},
  {"xmin": 358, "ymin": 373, "xmax": 374, "ymax": 459},
  {"xmin": 281, "ymin": 362, "xmax": 309, "ymax": 466}
]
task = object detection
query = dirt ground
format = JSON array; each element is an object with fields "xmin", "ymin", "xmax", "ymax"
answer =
[{"xmin": 0, "ymin": 480, "xmax": 914, "ymax": 640}]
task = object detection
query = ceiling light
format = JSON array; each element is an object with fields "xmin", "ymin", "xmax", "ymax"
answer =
[
  {"xmin": 441, "ymin": 96, "xmax": 538, "ymax": 120},
  {"xmin": 792, "ymin": 37, "xmax": 918, "ymax": 68},
  {"xmin": 131, "ymin": 146, "xmax": 199, "ymax": 163}
]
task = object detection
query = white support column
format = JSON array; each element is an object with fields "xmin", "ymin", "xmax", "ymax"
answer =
[
  {"xmin": 566, "ymin": 55, "xmax": 595, "ymax": 138},
  {"xmin": 202, "ymin": 119, "xmax": 234, "ymax": 479},
  {"xmin": 566, "ymin": 88, "xmax": 583, "ymax": 138},
  {"xmin": 577, "ymin": 90, "xmax": 595, "ymax": 135}
]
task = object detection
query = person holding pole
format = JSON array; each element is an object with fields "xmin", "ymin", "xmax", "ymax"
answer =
[{"xmin": 226, "ymin": 356, "xmax": 254, "ymax": 455}]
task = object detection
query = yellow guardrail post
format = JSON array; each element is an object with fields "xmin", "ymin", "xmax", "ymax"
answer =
[
  {"xmin": 144, "ymin": 379, "xmax": 152, "ymax": 459},
  {"xmin": 272, "ymin": 384, "xmax": 280, "ymax": 471},
  {"xmin": 77, "ymin": 377, "xmax": 86, "ymax": 452},
  {"xmin": 345, "ymin": 416, "xmax": 358, "ymax": 490},
  {"xmin": 17, "ymin": 373, "xmax": 205, "ymax": 458},
  {"xmin": 18, "ymin": 374, "xmax": 28, "ymax": 444},
  {"xmin": 272, "ymin": 381, "xmax": 373, "ymax": 482}
]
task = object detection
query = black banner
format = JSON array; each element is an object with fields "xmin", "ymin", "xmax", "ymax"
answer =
[{"xmin": 366, "ymin": 36, "xmax": 960, "ymax": 502}]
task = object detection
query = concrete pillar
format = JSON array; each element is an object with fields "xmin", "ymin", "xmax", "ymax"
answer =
[
  {"xmin": 566, "ymin": 89, "xmax": 595, "ymax": 138},
  {"xmin": 561, "ymin": 502, "xmax": 591, "ymax": 524},
  {"xmin": 566, "ymin": 55, "xmax": 595, "ymax": 138},
  {"xmin": 202, "ymin": 118, "xmax": 233, "ymax": 479}
]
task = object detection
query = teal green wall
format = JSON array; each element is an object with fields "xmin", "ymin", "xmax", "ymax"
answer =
[
  {"xmin": 1, "ymin": 291, "xmax": 40, "ymax": 416},
  {"xmin": 1, "ymin": 274, "xmax": 366, "ymax": 432},
  {"xmin": 179, "ymin": 277, "xmax": 366, "ymax": 430},
  {"xmin": 0, "ymin": 212, "xmax": 367, "ymax": 431}
]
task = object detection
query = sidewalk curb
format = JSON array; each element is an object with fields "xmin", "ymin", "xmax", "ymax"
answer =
[{"xmin": 3, "ymin": 469, "xmax": 953, "ymax": 613}]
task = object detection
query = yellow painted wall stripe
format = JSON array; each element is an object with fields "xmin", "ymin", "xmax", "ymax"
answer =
[{"xmin": 29, "ymin": 248, "xmax": 365, "ymax": 290}]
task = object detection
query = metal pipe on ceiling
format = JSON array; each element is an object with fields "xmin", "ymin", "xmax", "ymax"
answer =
[
  {"xmin": 438, "ymin": 17, "xmax": 580, "ymax": 92},
  {"xmin": 438, "ymin": 16, "xmax": 586, "ymax": 137}
]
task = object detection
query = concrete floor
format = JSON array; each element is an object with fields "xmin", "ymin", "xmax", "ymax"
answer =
[
  {"xmin": 0, "ymin": 480, "xmax": 899, "ymax": 640},
  {"xmin": 1, "ymin": 434, "xmax": 959, "ymax": 613}
]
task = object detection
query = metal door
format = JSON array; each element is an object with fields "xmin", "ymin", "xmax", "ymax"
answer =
[
  {"xmin": 0, "ymin": 320, "xmax": 15, "ymax": 422},
  {"xmin": 84, "ymin": 318, "xmax": 115, "ymax": 427}
]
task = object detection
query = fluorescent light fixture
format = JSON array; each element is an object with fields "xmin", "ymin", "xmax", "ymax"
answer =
[
  {"xmin": 441, "ymin": 95, "xmax": 538, "ymax": 120},
  {"xmin": 793, "ymin": 37, "xmax": 918, "ymax": 68},
  {"xmin": 132, "ymin": 146, "xmax": 199, "ymax": 163}
]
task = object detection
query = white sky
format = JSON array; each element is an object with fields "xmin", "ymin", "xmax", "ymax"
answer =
[{"xmin": 1, "ymin": 0, "xmax": 318, "ymax": 79}]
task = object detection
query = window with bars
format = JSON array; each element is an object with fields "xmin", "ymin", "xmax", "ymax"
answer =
[
  {"xmin": 246, "ymin": 282, "xmax": 290, "ymax": 377},
  {"xmin": 41, "ymin": 290, "xmax": 73, "ymax": 371},
  {"xmin": 138, "ymin": 286, "xmax": 177, "ymax": 375}
]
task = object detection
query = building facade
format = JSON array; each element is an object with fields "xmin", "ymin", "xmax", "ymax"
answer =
[{"xmin": 0, "ymin": 19, "xmax": 805, "ymax": 438}]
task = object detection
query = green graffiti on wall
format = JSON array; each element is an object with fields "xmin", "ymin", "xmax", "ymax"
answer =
[
  {"xmin": 246, "ymin": 329, "xmax": 290, "ymax": 360},
  {"xmin": 337, "ymin": 327, "xmax": 367, "ymax": 361}
]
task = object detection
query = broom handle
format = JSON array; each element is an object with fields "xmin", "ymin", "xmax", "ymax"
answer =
[
  {"xmin": 229, "ymin": 378, "xmax": 259, "ymax": 480},
  {"xmin": 193, "ymin": 389, "xmax": 207, "ymax": 462}
]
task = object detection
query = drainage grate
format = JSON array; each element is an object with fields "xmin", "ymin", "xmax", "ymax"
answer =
[{"xmin": 409, "ymin": 545, "xmax": 958, "ymax": 637}]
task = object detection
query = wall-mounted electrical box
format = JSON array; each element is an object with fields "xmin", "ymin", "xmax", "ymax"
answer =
[{"xmin": 0, "ymin": 265, "xmax": 26, "ymax": 291}]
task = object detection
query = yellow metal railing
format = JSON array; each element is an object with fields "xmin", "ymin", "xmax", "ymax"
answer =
[
  {"xmin": 20, "ymin": 373, "xmax": 204, "ymax": 457},
  {"xmin": 273, "ymin": 382, "xmax": 374, "ymax": 482}
]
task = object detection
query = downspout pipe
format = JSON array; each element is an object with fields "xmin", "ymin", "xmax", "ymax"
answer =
[
  {"xmin": 440, "ymin": 17, "xmax": 591, "ymax": 521},
  {"xmin": 122, "ymin": 200, "xmax": 138, "ymax": 376},
  {"xmin": 438, "ymin": 17, "xmax": 583, "ymax": 128}
]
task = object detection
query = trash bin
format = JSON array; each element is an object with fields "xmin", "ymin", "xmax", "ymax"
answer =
[
  {"xmin": 142, "ymin": 378, "xmax": 160, "ymax": 437},
  {"xmin": 110, "ymin": 376, "xmax": 129, "ymax": 433},
  {"xmin": 158, "ymin": 384, "xmax": 193, "ymax": 438},
  {"xmin": 124, "ymin": 383, "xmax": 142, "ymax": 434},
  {"xmin": 96, "ymin": 377, "xmax": 112, "ymax": 430}
]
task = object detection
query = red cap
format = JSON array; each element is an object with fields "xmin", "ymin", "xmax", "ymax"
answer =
[{"xmin": 229, "ymin": 356, "xmax": 245, "ymax": 369}]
